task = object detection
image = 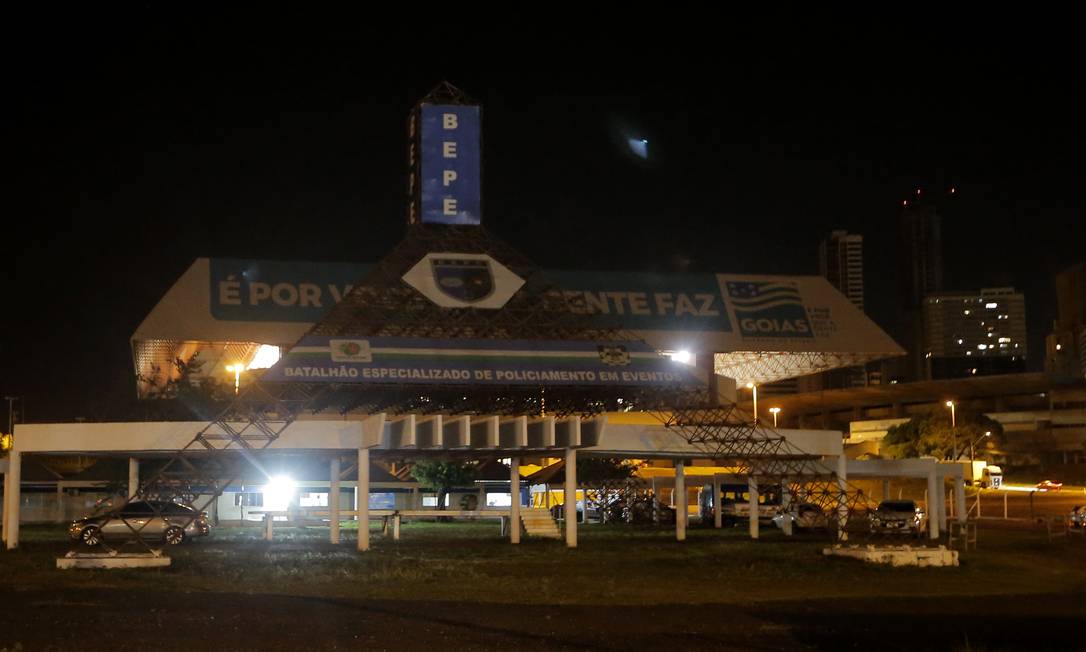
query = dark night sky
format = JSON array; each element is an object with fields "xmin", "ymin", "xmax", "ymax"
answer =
[{"xmin": 4, "ymin": 13, "xmax": 1084, "ymax": 422}]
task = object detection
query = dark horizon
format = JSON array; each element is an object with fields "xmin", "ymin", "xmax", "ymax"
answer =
[{"xmin": 5, "ymin": 14, "xmax": 1084, "ymax": 422}]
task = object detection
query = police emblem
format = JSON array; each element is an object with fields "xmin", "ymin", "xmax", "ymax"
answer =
[
  {"xmin": 430, "ymin": 258, "xmax": 495, "ymax": 303},
  {"xmin": 597, "ymin": 345, "xmax": 631, "ymax": 366}
]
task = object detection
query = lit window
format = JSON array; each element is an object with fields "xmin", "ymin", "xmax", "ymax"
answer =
[
  {"xmin": 999, "ymin": 337, "xmax": 1011, "ymax": 343},
  {"xmin": 986, "ymin": 302, "xmax": 998, "ymax": 309}
]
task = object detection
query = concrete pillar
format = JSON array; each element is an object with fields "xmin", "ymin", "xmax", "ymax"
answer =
[
  {"xmin": 329, "ymin": 457, "xmax": 341, "ymax": 545},
  {"xmin": 128, "ymin": 457, "xmax": 139, "ymax": 499},
  {"xmin": 882, "ymin": 479, "xmax": 890, "ymax": 501},
  {"xmin": 675, "ymin": 460, "xmax": 686, "ymax": 541},
  {"xmin": 748, "ymin": 475, "xmax": 759, "ymax": 540},
  {"xmin": 926, "ymin": 467, "xmax": 940, "ymax": 539},
  {"xmin": 938, "ymin": 481, "xmax": 948, "ymax": 532},
  {"xmin": 564, "ymin": 448, "xmax": 577, "ymax": 548},
  {"xmin": 358, "ymin": 447, "xmax": 370, "ymax": 552},
  {"xmin": 780, "ymin": 479, "xmax": 793, "ymax": 536},
  {"xmin": 712, "ymin": 474, "xmax": 722, "ymax": 528},
  {"xmin": 5, "ymin": 451, "xmax": 21, "ymax": 549},
  {"xmin": 264, "ymin": 513, "xmax": 274, "ymax": 541},
  {"xmin": 954, "ymin": 476, "xmax": 966, "ymax": 524},
  {"xmin": 510, "ymin": 457, "xmax": 521, "ymax": 544},
  {"xmin": 836, "ymin": 454, "xmax": 849, "ymax": 542},
  {"xmin": 477, "ymin": 485, "xmax": 486, "ymax": 511},
  {"xmin": 56, "ymin": 482, "xmax": 66, "ymax": 523}
]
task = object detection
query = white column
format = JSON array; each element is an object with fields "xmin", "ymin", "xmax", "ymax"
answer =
[
  {"xmin": 128, "ymin": 458, "xmax": 140, "ymax": 499},
  {"xmin": 56, "ymin": 482, "xmax": 66, "ymax": 523},
  {"xmin": 712, "ymin": 473, "xmax": 722, "ymax": 529},
  {"xmin": 748, "ymin": 475, "xmax": 759, "ymax": 540},
  {"xmin": 836, "ymin": 454, "xmax": 849, "ymax": 542},
  {"xmin": 675, "ymin": 460, "xmax": 686, "ymax": 541},
  {"xmin": 329, "ymin": 457, "xmax": 341, "ymax": 545},
  {"xmin": 5, "ymin": 451, "xmax": 21, "ymax": 549},
  {"xmin": 264, "ymin": 513, "xmax": 274, "ymax": 541},
  {"xmin": 780, "ymin": 479, "xmax": 793, "ymax": 536},
  {"xmin": 358, "ymin": 448, "xmax": 370, "ymax": 552},
  {"xmin": 510, "ymin": 457, "xmax": 521, "ymax": 544},
  {"xmin": 927, "ymin": 467, "xmax": 940, "ymax": 539},
  {"xmin": 954, "ymin": 477, "xmax": 966, "ymax": 524},
  {"xmin": 564, "ymin": 448, "xmax": 577, "ymax": 548}
]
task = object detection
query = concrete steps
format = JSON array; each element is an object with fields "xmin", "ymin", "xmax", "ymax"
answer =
[{"xmin": 520, "ymin": 508, "xmax": 562, "ymax": 539}]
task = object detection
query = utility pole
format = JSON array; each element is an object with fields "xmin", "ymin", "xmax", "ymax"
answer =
[{"xmin": 4, "ymin": 396, "xmax": 18, "ymax": 435}]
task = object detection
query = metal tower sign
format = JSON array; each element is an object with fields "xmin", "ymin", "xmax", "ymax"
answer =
[{"xmin": 407, "ymin": 83, "xmax": 482, "ymax": 225}]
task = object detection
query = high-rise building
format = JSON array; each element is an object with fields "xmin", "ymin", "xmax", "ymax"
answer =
[
  {"xmin": 819, "ymin": 230, "xmax": 864, "ymax": 311},
  {"xmin": 1046, "ymin": 263, "xmax": 1086, "ymax": 381},
  {"xmin": 896, "ymin": 202, "xmax": 944, "ymax": 381},
  {"xmin": 922, "ymin": 287, "xmax": 1027, "ymax": 379},
  {"xmin": 818, "ymin": 230, "xmax": 867, "ymax": 387}
]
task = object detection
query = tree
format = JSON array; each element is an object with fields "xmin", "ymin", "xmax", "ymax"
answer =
[
  {"xmin": 882, "ymin": 409, "xmax": 1004, "ymax": 461},
  {"xmin": 577, "ymin": 457, "xmax": 643, "ymax": 523},
  {"xmin": 410, "ymin": 460, "xmax": 478, "ymax": 511}
]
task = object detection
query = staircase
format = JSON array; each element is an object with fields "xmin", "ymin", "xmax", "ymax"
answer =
[{"xmin": 520, "ymin": 508, "xmax": 562, "ymax": 539}]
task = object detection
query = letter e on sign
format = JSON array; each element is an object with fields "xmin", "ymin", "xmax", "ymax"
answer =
[
  {"xmin": 443, "ymin": 141, "xmax": 457, "ymax": 158},
  {"xmin": 443, "ymin": 198, "xmax": 458, "ymax": 215}
]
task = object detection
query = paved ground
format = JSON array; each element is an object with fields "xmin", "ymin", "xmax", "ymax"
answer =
[{"xmin": 2, "ymin": 586, "xmax": 1083, "ymax": 651}]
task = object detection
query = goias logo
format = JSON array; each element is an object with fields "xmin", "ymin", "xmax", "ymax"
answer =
[{"xmin": 330, "ymin": 339, "xmax": 372, "ymax": 362}]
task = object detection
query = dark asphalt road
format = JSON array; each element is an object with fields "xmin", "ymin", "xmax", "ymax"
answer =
[{"xmin": 2, "ymin": 587, "xmax": 1084, "ymax": 651}]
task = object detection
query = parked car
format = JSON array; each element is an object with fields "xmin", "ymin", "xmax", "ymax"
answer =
[
  {"xmin": 771, "ymin": 502, "xmax": 829, "ymax": 530},
  {"xmin": 869, "ymin": 500, "xmax": 926, "ymax": 537},
  {"xmin": 699, "ymin": 483, "xmax": 783, "ymax": 526},
  {"xmin": 1035, "ymin": 480, "xmax": 1063, "ymax": 492},
  {"xmin": 69, "ymin": 500, "xmax": 210, "ymax": 546},
  {"xmin": 1068, "ymin": 505, "xmax": 1085, "ymax": 529}
]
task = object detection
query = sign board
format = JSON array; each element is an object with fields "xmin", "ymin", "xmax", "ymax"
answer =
[
  {"xmin": 408, "ymin": 104, "xmax": 482, "ymax": 225},
  {"xmin": 261, "ymin": 336, "xmax": 703, "ymax": 387}
]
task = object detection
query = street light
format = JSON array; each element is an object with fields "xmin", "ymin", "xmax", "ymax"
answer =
[
  {"xmin": 769, "ymin": 407, "xmax": 781, "ymax": 428},
  {"xmin": 746, "ymin": 382, "xmax": 758, "ymax": 425},
  {"xmin": 226, "ymin": 364, "xmax": 243, "ymax": 395},
  {"xmin": 945, "ymin": 400, "xmax": 958, "ymax": 460},
  {"xmin": 969, "ymin": 431, "xmax": 991, "ymax": 462}
]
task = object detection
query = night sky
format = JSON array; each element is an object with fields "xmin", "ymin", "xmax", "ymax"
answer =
[{"xmin": 5, "ymin": 13, "xmax": 1084, "ymax": 423}]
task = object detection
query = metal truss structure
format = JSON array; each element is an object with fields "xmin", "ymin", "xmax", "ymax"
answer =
[{"xmin": 714, "ymin": 350, "xmax": 885, "ymax": 386}]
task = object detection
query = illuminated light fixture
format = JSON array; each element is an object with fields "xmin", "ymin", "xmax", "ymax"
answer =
[
  {"xmin": 916, "ymin": 188, "xmax": 922, "ymax": 195},
  {"xmin": 902, "ymin": 200, "xmax": 908, "ymax": 206},
  {"xmin": 977, "ymin": 344, "xmax": 987, "ymax": 350},
  {"xmin": 669, "ymin": 350, "xmax": 693, "ymax": 365},
  {"xmin": 950, "ymin": 187, "xmax": 957, "ymax": 194},
  {"xmin": 999, "ymin": 337, "xmax": 1011, "ymax": 343},
  {"xmin": 1056, "ymin": 343, "xmax": 1062, "ymax": 351},
  {"xmin": 957, "ymin": 339, "xmax": 964, "ymax": 344},
  {"xmin": 627, "ymin": 137, "xmax": 649, "ymax": 159},
  {"xmin": 963, "ymin": 310, "xmax": 971, "ymax": 315},
  {"xmin": 264, "ymin": 475, "xmax": 296, "ymax": 513},
  {"xmin": 225, "ymin": 364, "xmax": 243, "ymax": 394},
  {"xmin": 247, "ymin": 344, "xmax": 281, "ymax": 370},
  {"xmin": 985, "ymin": 302, "xmax": 998, "ymax": 309},
  {"xmin": 769, "ymin": 406, "xmax": 781, "ymax": 427},
  {"xmin": 745, "ymin": 382, "xmax": 758, "ymax": 425}
]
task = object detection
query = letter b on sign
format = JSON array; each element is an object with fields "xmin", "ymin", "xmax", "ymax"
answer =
[{"xmin": 443, "ymin": 113, "xmax": 458, "ymax": 129}]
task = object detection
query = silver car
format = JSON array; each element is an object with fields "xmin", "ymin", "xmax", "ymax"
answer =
[
  {"xmin": 869, "ymin": 500, "xmax": 927, "ymax": 537},
  {"xmin": 69, "ymin": 500, "xmax": 210, "ymax": 546}
]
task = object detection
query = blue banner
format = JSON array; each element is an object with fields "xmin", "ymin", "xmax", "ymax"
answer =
[
  {"xmin": 210, "ymin": 259, "xmax": 368, "ymax": 323},
  {"xmin": 208, "ymin": 260, "xmax": 731, "ymax": 333},
  {"xmin": 548, "ymin": 270, "xmax": 732, "ymax": 332},
  {"xmin": 725, "ymin": 280, "xmax": 813, "ymax": 338},
  {"xmin": 420, "ymin": 104, "xmax": 481, "ymax": 225},
  {"xmin": 260, "ymin": 336, "xmax": 703, "ymax": 387}
]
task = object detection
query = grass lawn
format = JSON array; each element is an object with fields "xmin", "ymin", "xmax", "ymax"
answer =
[{"xmin": 4, "ymin": 521, "xmax": 1085, "ymax": 606}]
